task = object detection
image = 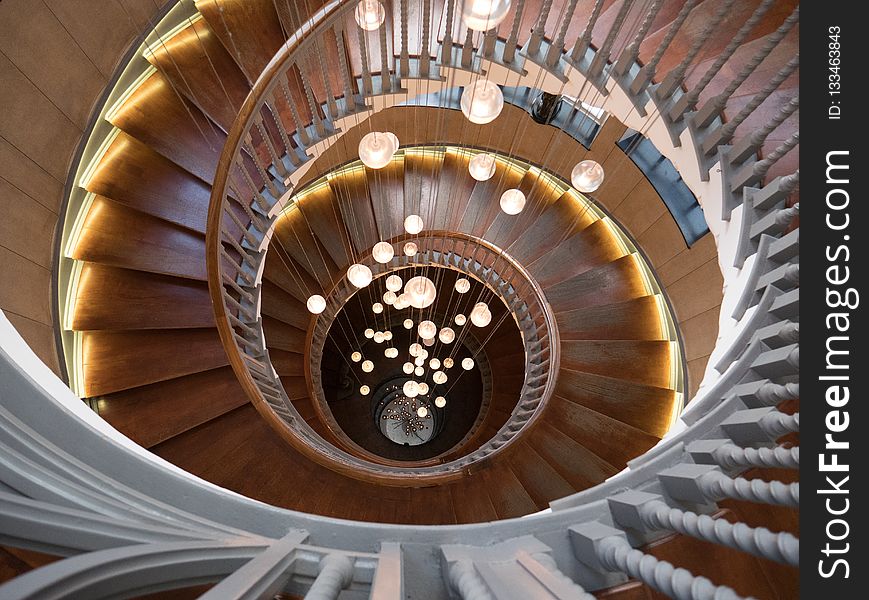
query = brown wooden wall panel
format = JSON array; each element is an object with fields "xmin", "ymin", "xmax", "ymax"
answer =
[
  {"xmin": 555, "ymin": 369, "xmax": 676, "ymax": 437},
  {"xmin": 72, "ymin": 196, "xmax": 207, "ymax": 281},
  {"xmin": 665, "ymin": 257, "xmax": 725, "ymax": 323},
  {"xmin": 544, "ymin": 255, "xmax": 649, "ymax": 313},
  {"xmin": 96, "ymin": 366, "xmax": 248, "ymax": 448},
  {"xmin": 559, "ymin": 340, "xmax": 672, "ymax": 387},
  {"xmin": 82, "ymin": 328, "xmax": 228, "ymax": 397},
  {"xmin": 86, "ymin": 133, "xmax": 212, "ymax": 233},
  {"xmin": 72, "ymin": 263, "xmax": 214, "ymax": 331}
]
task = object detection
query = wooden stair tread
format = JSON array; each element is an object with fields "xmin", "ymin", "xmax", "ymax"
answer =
[
  {"xmin": 544, "ymin": 255, "xmax": 650, "ymax": 313},
  {"xmin": 556, "ymin": 296, "xmax": 666, "ymax": 340},
  {"xmin": 559, "ymin": 339, "xmax": 673, "ymax": 387}
]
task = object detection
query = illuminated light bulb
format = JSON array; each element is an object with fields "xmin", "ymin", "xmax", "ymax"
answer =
[
  {"xmin": 438, "ymin": 327, "xmax": 456, "ymax": 344},
  {"xmin": 372, "ymin": 241, "xmax": 395, "ymax": 264},
  {"xmin": 470, "ymin": 302, "xmax": 492, "ymax": 327},
  {"xmin": 383, "ymin": 330, "xmax": 393, "ymax": 341},
  {"xmin": 354, "ymin": 0, "xmax": 386, "ymax": 31},
  {"xmin": 460, "ymin": 79, "xmax": 504, "ymax": 125},
  {"xmin": 351, "ymin": 351, "xmax": 362, "ymax": 362},
  {"xmin": 416, "ymin": 405, "xmax": 428, "ymax": 417},
  {"xmin": 468, "ymin": 152, "xmax": 497, "ymax": 181},
  {"xmin": 418, "ymin": 382, "xmax": 430, "ymax": 395},
  {"xmin": 418, "ymin": 320, "xmax": 437, "ymax": 339},
  {"xmin": 360, "ymin": 385, "xmax": 371, "ymax": 395},
  {"xmin": 383, "ymin": 291, "xmax": 397, "ymax": 305},
  {"xmin": 385, "ymin": 274, "xmax": 403, "ymax": 292},
  {"xmin": 461, "ymin": 0, "xmax": 512, "ymax": 31},
  {"xmin": 347, "ymin": 263, "xmax": 373, "ymax": 288},
  {"xmin": 571, "ymin": 159, "xmax": 605, "ymax": 193},
  {"xmin": 414, "ymin": 356, "xmax": 425, "ymax": 367},
  {"xmin": 462, "ymin": 357, "xmax": 475, "ymax": 370},
  {"xmin": 404, "ymin": 276, "xmax": 437, "ymax": 309},
  {"xmin": 435, "ymin": 396, "xmax": 447, "ymax": 408},
  {"xmin": 409, "ymin": 343, "xmax": 422, "ymax": 357},
  {"xmin": 403, "ymin": 241, "xmax": 418, "ymax": 256},
  {"xmin": 372, "ymin": 302, "xmax": 384, "ymax": 314},
  {"xmin": 403, "ymin": 362, "xmax": 414, "ymax": 374},
  {"xmin": 429, "ymin": 358, "xmax": 441, "ymax": 370},
  {"xmin": 433, "ymin": 370, "xmax": 447, "ymax": 384},
  {"xmin": 455, "ymin": 278, "xmax": 471, "ymax": 293},
  {"xmin": 364, "ymin": 328, "xmax": 375, "ymax": 339},
  {"xmin": 419, "ymin": 349, "xmax": 429, "ymax": 360},
  {"xmin": 362, "ymin": 360, "xmax": 374, "ymax": 372},
  {"xmin": 414, "ymin": 366, "xmax": 424, "ymax": 377},
  {"xmin": 306, "ymin": 294, "xmax": 326, "ymax": 314},
  {"xmin": 499, "ymin": 188, "xmax": 526, "ymax": 215},
  {"xmin": 403, "ymin": 380, "xmax": 419, "ymax": 397},
  {"xmin": 358, "ymin": 131, "xmax": 397, "ymax": 168},
  {"xmin": 423, "ymin": 336, "xmax": 435, "ymax": 347},
  {"xmin": 404, "ymin": 214, "xmax": 424, "ymax": 234},
  {"xmin": 385, "ymin": 347, "xmax": 399, "ymax": 358},
  {"xmin": 403, "ymin": 318, "xmax": 414, "ymax": 329},
  {"xmin": 454, "ymin": 313, "xmax": 467, "ymax": 326},
  {"xmin": 444, "ymin": 357, "xmax": 454, "ymax": 369},
  {"xmin": 374, "ymin": 331, "xmax": 385, "ymax": 344},
  {"xmin": 393, "ymin": 294, "xmax": 410, "ymax": 310}
]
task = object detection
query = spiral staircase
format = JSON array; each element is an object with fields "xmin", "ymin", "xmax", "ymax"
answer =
[{"xmin": 0, "ymin": 0, "xmax": 799, "ymax": 598}]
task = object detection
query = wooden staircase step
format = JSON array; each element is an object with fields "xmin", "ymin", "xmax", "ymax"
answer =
[
  {"xmin": 269, "ymin": 349, "xmax": 305, "ymax": 377},
  {"xmin": 560, "ymin": 339, "xmax": 673, "ymax": 387},
  {"xmin": 261, "ymin": 315, "xmax": 307, "ymax": 352},
  {"xmin": 457, "ymin": 161, "xmax": 525, "ymax": 238},
  {"xmin": 544, "ymin": 255, "xmax": 650, "ymax": 312},
  {"xmin": 449, "ymin": 477, "xmax": 499, "ymax": 524},
  {"xmin": 525, "ymin": 421, "xmax": 618, "ymax": 490},
  {"xmin": 366, "ymin": 157, "xmax": 407, "ymax": 242},
  {"xmin": 556, "ymin": 296, "xmax": 666, "ymax": 340},
  {"xmin": 507, "ymin": 442, "xmax": 576, "ymax": 508},
  {"xmin": 528, "ymin": 218, "xmax": 625, "ymax": 287},
  {"xmin": 329, "ymin": 169, "xmax": 381, "ymax": 255},
  {"xmin": 260, "ymin": 278, "xmax": 311, "ymax": 330},
  {"xmin": 507, "ymin": 190, "xmax": 595, "ymax": 266},
  {"xmin": 480, "ymin": 463, "xmax": 539, "ymax": 519}
]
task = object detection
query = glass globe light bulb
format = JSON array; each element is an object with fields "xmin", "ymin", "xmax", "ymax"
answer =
[
  {"xmin": 470, "ymin": 302, "xmax": 492, "ymax": 327},
  {"xmin": 383, "ymin": 330, "xmax": 393, "ymax": 341},
  {"xmin": 460, "ymin": 79, "xmax": 504, "ymax": 124},
  {"xmin": 414, "ymin": 366, "xmax": 424, "ymax": 377},
  {"xmin": 404, "ymin": 276, "xmax": 437, "ymax": 309},
  {"xmin": 461, "ymin": 0, "xmax": 512, "ymax": 31},
  {"xmin": 468, "ymin": 152, "xmax": 497, "ymax": 181},
  {"xmin": 393, "ymin": 294, "xmax": 410, "ymax": 310},
  {"xmin": 454, "ymin": 313, "xmax": 467, "ymax": 326},
  {"xmin": 433, "ymin": 370, "xmax": 447, "ymax": 384},
  {"xmin": 360, "ymin": 385, "xmax": 371, "ymax": 395},
  {"xmin": 347, "ymin": 263, "xmax": 372, "ymax": 288},
  {"xmin": 354, "ymin": 0, "xmax": 386, "ymax": 31},
  {"xmin": 414, "ymin": 356, "xmax": 425, "ymax": 367},
  {"xmin": 423, "ymin": 336, "xmax": 435, "ymax": 347},
  {"xmin": 438, "ymin": 327, "xmax": 456, "ymax": 344},
  {"xmin": 418, "ymin": 382, "xmax": 430, "ymax": 395},
  {"xmin": 403, "ymin": 241, "xmax": 418, "ymax": 256},
  {"xmin": 403, "ymin": 380, "xmax": 419, "ymax": 398},
  {"xmin": 571, "ymin": 159, "xmax": 605, "ymax": 193},
  {"xmin": 435, "ymin": 396, "xmax": 447, "ymax": 408},
  {"xmin": 443, "ymin": 357, "xmax": 454, "ymax": 369},
  {"xmin": 403, "ymin": 362, "xmax": 414, "ymax": 374},
  {"xmin": 383, "ymin": 291, "xmax": 397, "ymax": 305},
  {"xmin": 385, "ymin": 347, "xmax": 398, "ymax": 358},
  {"xmin": 462, "ymin": 357, "xmax": 475, "ymax": 370},
  {"xmin": 306, "ymin": 294, "xmax": 326, "ymax": 314},
  {"xmin": 372, "ymin": 302, "xmax": 384, "ymax": 314},
  {"xmin": 429, "ymin": 358, "xmax": 441, "ymax": 370},
  {"xmin": 372, "ymin": 241, "xmax": 395, "ymax": 264},
  {"xmin": 351, "ymin": 351, "xmax": 362, "ymax": 362},
  {"xmin": 404, "ymin": 214, "xmax": 424, "ymax": 235},
  {"xmin": 403, "ymin": 318, "xmax": 414, "ymax": 329},
  {"xmin": 364, "ymin": 328, "xmax": 375, "ymax": 339},
  {"xmin": 358, "ymin": 131, "xmax": 397, "ymax": 168},
  {"xmin": 373, "ymin": 331, "xmax": 385, "ymax": 344},
  {"xmin": 418, "ymin": 320, "xmax": 437, "ymax": 339},
  {"xmin": 409, "ymin": 343, "xmax": 422, "ymax": 357},
  {"xmin": 385, "ymin": 274, "xmax": 403, "ymax": 292},
  {"xmin": 419, "ymin": 349, "xmax": 429, "ymax": 360},
  {"xmin": 499, "ymin": 188, "xmax": 526, "ymax": 215},
  {"xmin": 416, "ymin": 405, "xmax": 428, "ymax": 417},
  {"xmin": 362, "ymin": 360, "xmax": 374, "ymax": 372},
  {"xmin": 454, "ymin": 278, "xmax": 471, "ymax": 293}
]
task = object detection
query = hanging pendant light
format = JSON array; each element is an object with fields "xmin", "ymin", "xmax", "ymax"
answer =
[
  {"xmin": 403, "ymin": 362, "xmax": 414, "ymax": 374},
  {"xmin": 372, "ymin": 241, "xmax": 395, "ymax": 263},
  {"xmin": 434, "ymin": 396, "xmax": 447, "ymax": 408},
  {"xmin": 394, "ymin": 293, "xmax": 410, "ymax": 310},
  {"xmin": 306, "ymin": 294, "xmax": 326, "ymax": 314},
  {"xmin": 460, "ymin": 80, "xmax": 504, "ymax": 124},
  {"xmin": 414, "ymin": 366, "xmax": 424, "ymax": 377},
  {"xmin": 418, "ymin": 320, "xmax": 437, "ymax": 339},
  {"xmin": 383, "ymin": 331, "xmax": 393, "ymax": 341},
  {"xmin": 385, "ymin": 347, "xmax": 399, "ymax": 358},
  {"xmin": 461, "ymin": 0, "xmax": 512, "ymax": 31},
  {"xmin": 372, "ymin": 302, "xmax": 384, "ymax": 314},
  {"xmin": 470, "ymin": 302, "xmax": 492, "ymax": 327},
  {"xmin": 462, "ymin": 357, "xmax": 475, "ymax": 370},
  {"xmin": 454, "ymin": 278, "xmax": 471, "ymax": 293},
  {"xmin": 354, "ymin": 0, "xmax": 386, "ymax": 31},
  {"xmin": 373, "ymin": 331, "xmax": 385, "ymax": 343},
  {"xmin": 429, "ymin": 358, "xmax": 441, "ymax": 370},
  {"xmin": 499, "ymin": 188, "xmax": 526, "ymax": 215},
  {"xmin": 423, "ymin": 337, "xmax": 435, "ymax": 347},
  {"xmin": 364, "ymin": 328, "xmax": 375, "ymax": 339},
  {"xmin": 362, "ymin": 360, "xmax": 374, "ymax": 372},
  {"xmin": 571, "ymin": 159, "xmax": 605, "ymax": 193},
  {"xmin": 385, "ymin": 274, "xmax": 403, "ymax": 292},
  {"xmin": 403, "ymin": 241, "xmax": 418, "ymax": 256},
  {"xmin": 404, "ymin": 276, "xmax": 437, "ymax": 309},
  {"xmin": 404, "ymin": 214, "xmax": 424, "ymax": 234},
  {"xmin": 454, "ymin": 313, "xmax": 467, "ymax": 326},
  {"xmin": 444, "ymin": 357, "xmax": 455, "ymax": 369},
  {"xmin": 438, "ymin": 327, "xmax": 456, "ymax": 344},
  {"xmin": 358, "ymin": 131, "xmax": 398, "ymax": 168},
  {"xmin": 433, "ymin": 370, "xmax": 447, "ymax": 384},
  {"xmin": 416, "ymin": 405, "xmax": 428, "ymax": 417},
  {"xmin": 468, "ymin": 152, "xmax": 497, "ymax": 181},
  {"xmin": 360, "ymin": 385, "xmax": 371, "ymax": 395},
  {"xmin": 403, "ymin": 380, "xmax": 419, "ymax": 398},
  {"xmin": 383, "ymin": 291, "xmax": 397, "ymax": 305},
  {"xmin": 418, "ymin": 382, "xmax": 430, "ymax": 396},
  {"xmin": 414, "ymin": 356, "xmax": 425, "ymax": 367},
  {"xmin": 403, "ymin": 318, "xmax": 414, "ymax": 329},
  {"xmin": 409, "ymin": 343, "xmax": 423, "ymax": 357},
  {"xmin": 351, "ymin": 351, "xmax": 362, "ymax": 362},
  {"xmin": 347, "ymin": 263, "xmax": 373, "ymax": 288},
  {"xmin": 419, "ymin": 349, "xmax": 429, "ymax": 360}
]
